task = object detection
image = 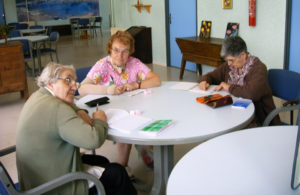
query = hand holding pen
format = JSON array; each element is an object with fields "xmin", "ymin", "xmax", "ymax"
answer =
[{"xmin": 93, "ymin": 103, "xmax": 107, "ymax": 122}]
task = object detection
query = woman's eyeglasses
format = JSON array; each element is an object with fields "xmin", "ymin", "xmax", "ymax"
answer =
[
  {"xmin": 111, "ymin": 47, "xmax": 130, "ymax": 55},
  {"xmin": 57, "ymin": 77, "xmax": 80, "ymax": 89}
]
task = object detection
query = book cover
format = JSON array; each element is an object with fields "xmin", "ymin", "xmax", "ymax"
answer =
[
  {"xmin": 199, "ymin": 20, "xmax": 212, "ymax": 39},
  {"xmin": 225, "ymin": 22, "xmax": 239, "ymax": 39},
  {"xmin": 105, "ymin": 108, "xmax": 152, "ymax": 133},
  {"xmin": 232, "ymin": 98, "xmax": 251, "ymax": 109},
  {"xmin": 140, "ymin": 120, "xmax": 173, "ymax": 136}
]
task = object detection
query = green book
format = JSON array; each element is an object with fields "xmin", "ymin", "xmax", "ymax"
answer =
[{"xmin": 140, "ymin": 120, "xmax": 173, "ymax": 136}]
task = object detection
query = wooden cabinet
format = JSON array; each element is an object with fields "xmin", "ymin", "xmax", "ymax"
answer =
[{"xmin": 0, "ymin": 41, "xmax": 29, "ymax": 99}]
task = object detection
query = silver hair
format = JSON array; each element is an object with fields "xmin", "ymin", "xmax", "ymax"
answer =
[
  {"xmin": 36, "ymin": 62, "xmax": 75, "ymax": 87},
  {"xmin": 220, "ymin": 36, "xmax": 248, "ymax": 58}
]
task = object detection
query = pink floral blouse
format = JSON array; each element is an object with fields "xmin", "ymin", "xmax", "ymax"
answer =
[{"xmin": 87, "ymin": 56, "xmax": 151, "ymax": 86}]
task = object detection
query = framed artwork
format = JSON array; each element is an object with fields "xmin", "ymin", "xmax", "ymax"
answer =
[
  {"xmin": 225, "ymin": 22, "xmax": 239, "ymax": 39},
  {"xmin": 199, "ymin": 20, "xmax": 212, "ymax": 39},
  {"xmin": 222, "ymin": 0, "xmax": 233, "ymax": 9}
]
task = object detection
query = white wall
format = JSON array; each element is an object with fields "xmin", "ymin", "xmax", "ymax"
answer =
[
  {"xmin": 197, "ymin": 0, "xmax": 286, "ymax": 71},
  {"xmin": 3, "ymin": 0, "xmax": 17, "ymax": 23},
  {"xmin": 112, "ymin": 0, "xmax": 167, "ymax": 66}
]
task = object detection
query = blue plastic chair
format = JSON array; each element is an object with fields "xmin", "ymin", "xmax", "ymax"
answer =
[
  {"xmin": 75, "ymin": 66, "xmax": 92, "ymax": 96},
  {"xmin": 0, "ymin": 146, "xmax": 106, "ymax": 195},
  {"xmin": 78, "ymin": 18, "xmax": 91, "ymax": 37},
  {"xmin": 263, "ymin": 69, "xmax": 300, "ymax": 126},
  {"xmin": 15, "ymin": 23, "xmax": 28, "ymax": 30},
  {"xmin": 90, "ymin": 16, "xmax": 103, "ymax": 37},
  {"xmin": 9, "ymin": 30, "xmax": 21, "ymax": 37},
  {"xmin": 39, "ymin": 31, "xmax": 60, "ymax": 62}
]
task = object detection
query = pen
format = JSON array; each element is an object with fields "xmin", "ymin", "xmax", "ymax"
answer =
[{"xmin": 96, "ymin": 103, "xmax": 99, "ymax": 111}]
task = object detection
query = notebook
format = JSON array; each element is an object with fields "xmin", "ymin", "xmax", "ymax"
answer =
[
  {"xmin": 139, "ymin": 120, "xmax": 173, "ymax": 136},
  {"xmin": 105, "ymin": 108, "xmax": 152, "ymax": 134}
]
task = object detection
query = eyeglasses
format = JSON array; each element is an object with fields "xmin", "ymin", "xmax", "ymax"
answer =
[
  {"xmin": 225, "ymin": 54, "xmax": 241, "ymax": 64},
  {"xmin": 57, "ymin": 77, "xmax": 80, "ymax": 89},
  {"xmin": 111, "ymin": 47, "xmax": 130, "ymax": 55}
]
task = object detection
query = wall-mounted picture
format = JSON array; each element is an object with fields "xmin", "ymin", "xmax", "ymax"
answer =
[
  {"xmin": 225, "ymin": 22, "xmax": 239, "ymax": 39},
  {"xmin": 199, "ymin": 20, "xmax": 212, "ymax": 39},
  {"xmin": 16, "ymin": 0, "xmax": 99, "ymax": 22},
  {"xmin": 222, "ymin": 0, "xmax": 233, "ymax": 9}
]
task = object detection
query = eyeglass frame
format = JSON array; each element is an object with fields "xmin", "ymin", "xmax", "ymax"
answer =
[
  {"xmin": 57, "ymin": 77, "xmax": 80, "ymax": 89},
  {"xmin": 111, "ymin": 47, "xmax": 130, "ymax": 55}
]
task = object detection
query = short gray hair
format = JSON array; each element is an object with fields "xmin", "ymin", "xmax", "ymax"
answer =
[
  {"xmin": 220, "ymin": 36, "xmax": 248, "ymax": 58},
  {"xmin": 37, "ymin": 62, "xmax": 75, "ymax": 87}
]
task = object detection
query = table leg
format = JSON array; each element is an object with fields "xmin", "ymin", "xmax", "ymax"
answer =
[
  {"xmin": 151, "ymin": 145, "xmax": 174, "ymax": 195},
  {"xmin": 196, "ymin": 64, "xmax": 202, "ymax": 77},
  {"xmin": 179, "ymin": 57, "xmax": 186, "ymax": 80},
  {"xmin": 28, "ymin": 41, "xmax": 36, "ymax": 76}
]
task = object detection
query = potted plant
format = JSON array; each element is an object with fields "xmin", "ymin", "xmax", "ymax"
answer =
[{"xmin": 0, "ymin": 24, "xmax": 10, "ymax": 44}]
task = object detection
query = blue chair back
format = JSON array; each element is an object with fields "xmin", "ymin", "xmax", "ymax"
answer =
[
  {"xmin": 29, "ymin": 25, "xmax": 43, "ymax": 29},
  {"xmin": 78, "ymin": 18, "xmax": 90, "ymax": 25},
  {"xmin": 49, "ymin": 31, "xmax": 59, "ymax": 42},
  {"xmin": 15, "ymin": 23, "xmax": 28, "ymax": 30},
  {"xmin": 268, "ymin": 69, "xmax": 300, "ymax": 104},
  {"xmin": 75, "ymin": 66, "xmax": 92, "ymax": 95},
  {"xmin": 10, "ymin": 30, "xmax": 21, "ymax": 37}
]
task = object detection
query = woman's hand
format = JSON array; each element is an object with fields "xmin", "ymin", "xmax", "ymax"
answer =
[
  {"xmin": 77, "ymin": 110, "xmax": 93, "ymax": 126},
  {"xmin": 124, "ymin": 82, "xmax": 139, "ymax": 91},
  {"xmin": 107, "ymin": 85, "xmax": 125, "ymax": 95},
  {"xmin": 93, "ymin": 110, "xmax": 107, "ymax": 122},
  {"xmin": 199, "ymin": 81, "xmax": 209, "ymax": 90},
  {"xmin": 214, "ymin": 82, "xmax": 230, "ymax": 91}
]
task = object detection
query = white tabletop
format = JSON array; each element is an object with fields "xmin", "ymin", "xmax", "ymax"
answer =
[
  {"xmin": 7, "ymin": 35, "xmax": 49, "ymax": 42},
  {"xmin": 167, "ymin": 126, "xmax": 300, "ymax": 195},
  {"xmin": 76, "ymin": 81, "xmax": 255, "ymax": 145},
  {"xmin": 20, "ymin": 29, "xmax": 45, "ymax": 35},
  {"xmin": 76, "ymin": 81, "xmax": 255, "ymax": 195}
]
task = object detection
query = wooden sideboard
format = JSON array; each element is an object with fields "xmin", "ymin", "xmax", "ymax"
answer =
[
  {"xmin": 0, "ymin": 41, "xmax": 29, "ymax": 99},
  {"xmin": 176, "ymin": 37, "xmax": 224, "ymax": 79}
]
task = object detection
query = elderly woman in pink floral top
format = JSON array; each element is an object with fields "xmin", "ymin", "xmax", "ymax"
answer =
[{"xmin": 79, "ymin": 31, "xmax": 161, "ymax": 177}]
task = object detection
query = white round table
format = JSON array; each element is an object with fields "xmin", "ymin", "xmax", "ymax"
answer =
[
  {"xmin": 167, "ymin": 126, "xmax": 300, "ymax": 195},
  {"xmin": 76, "ymin": 81, "xmax": 255, "ymax": 195}
]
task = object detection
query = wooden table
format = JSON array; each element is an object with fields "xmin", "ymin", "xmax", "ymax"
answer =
[{"xmin": 176, "ymin": 37, "xmax": 224, "ymax": 79}]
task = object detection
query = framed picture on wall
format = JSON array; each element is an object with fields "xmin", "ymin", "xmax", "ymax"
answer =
[
  {"xmin": 225, "ymin": 22, "xmax": 239, "ymax": 39},
  {"xmin": 199, "ymin": 20, "xmax": 212, "ymax": 39}
]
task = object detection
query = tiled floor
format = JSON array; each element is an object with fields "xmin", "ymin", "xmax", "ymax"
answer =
[{"xmin": 0, "ymin": 30, "xmax": 200, "ymax": 194}]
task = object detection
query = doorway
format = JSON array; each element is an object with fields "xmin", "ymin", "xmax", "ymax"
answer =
[{"xmin": 166, "ymin": 0, "xmax": 197, "ymax": 72}]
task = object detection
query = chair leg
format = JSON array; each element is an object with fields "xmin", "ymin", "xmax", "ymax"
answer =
[
  {"xmin": 50, "ymin": 53, "xmax": 53, "ymax": 61},
  {"xmin": 55, "ymin": 52, "xmax": 59, "ymax": 62}
]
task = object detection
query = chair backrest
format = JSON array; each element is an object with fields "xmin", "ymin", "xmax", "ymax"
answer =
[
  {"xmin": 95, "ymin": 16, "xmax": 102, "ymax": 23},
  {"xmin": 78, "ymin": 18, "xmax": 90, "ymax": 25},
  {"xmin": 29, "ymin": 25, "xmax": 43, "ymax": 29},
  {"xmin": 10, "ymin": 30, "xmax": 21, "ymax": 37},
  {"xmin": 268, "ymin": 69, "xmax": 300, "ymax": 104},
  {"xmin": 75, "ymin": 66, "xmax": 92, "ymax": 96},
  {"xmin": 0, "ymin": 162, "xmax": 19, "ymax": 195},
  {"xmin": 16, "ymin": 23, "xmax": 28, "ymax": 30},
  {"xmin": 49, "ymin": 31, "xmax": 59, "ymax": 42}
]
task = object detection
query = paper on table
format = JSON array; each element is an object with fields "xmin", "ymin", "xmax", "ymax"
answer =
[
  {"xmin": 170, "ymin": 82, "xmax": 198, "ymax": 90},
  {"xmin": 105, "ymin": 108, "xmax": 152, "ymax": 133},
  {"xmin": 122, "ymin": 89, "xmax": 145, "ymax": 97},
  {"xmin": 189, "ymin": 85, "xmax": 215, "ymax": 95}
]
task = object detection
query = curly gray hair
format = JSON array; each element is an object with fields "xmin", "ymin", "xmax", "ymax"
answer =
[{"xmin": 36, "ymin": 62, "xmax": 75, "ymax": 87}]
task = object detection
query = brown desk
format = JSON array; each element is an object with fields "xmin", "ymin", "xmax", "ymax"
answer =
[{"xmin": 176, "ymin": 37, "xmax": 224, "ymax": 79}]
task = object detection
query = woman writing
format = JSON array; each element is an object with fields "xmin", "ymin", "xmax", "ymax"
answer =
[
  {"xmin": 198, "ymin": 36, "xmax": 280, "ymax": 126},
  {"xmin": 79, "ymin": 31, "xmax": 161, "ymax": 176}
]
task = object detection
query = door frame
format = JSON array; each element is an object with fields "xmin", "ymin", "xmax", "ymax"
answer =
[
  {"xmin": 165, "ymin": 0, "xmax": 198, "ymax": 67},
  {"xmin": 284, "ymin": 0, "xmax": 291, "ymax": 70}
]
